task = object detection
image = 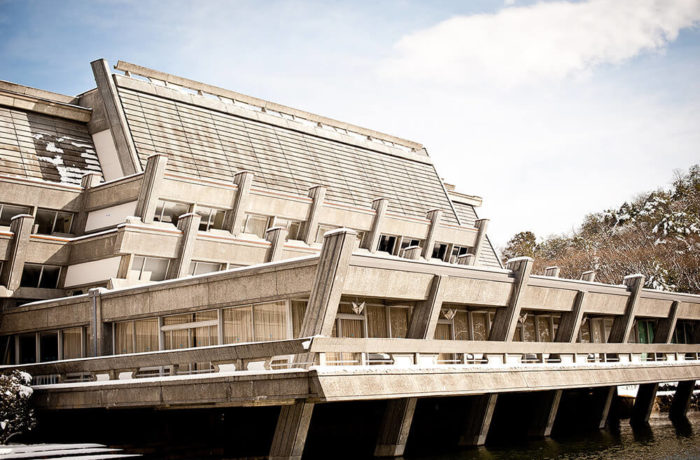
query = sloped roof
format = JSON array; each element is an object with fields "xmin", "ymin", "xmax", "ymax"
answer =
[
  {"xmin": 115, "ymin": 77, "xmax": 459, "ymax": 224},
  {"xmin": 0, "ymin": 105, "xmax": 101, "ymax": 185}
]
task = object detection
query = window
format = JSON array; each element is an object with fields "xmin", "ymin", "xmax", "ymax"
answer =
[
  {"xmin": 196, "ymin": 206, "xmax": 225, "ymax": 232},
  {"xmin": 114, "ymin": 319, "xmax": 159, "ymax": 354},
  {"xmin": 450, "ymin": 245, "xmax": 469, "ymax": 262},
  {"xmin": 20, "ymin": 264, "xmax": 60, "ymax": 289},
  {"xmin": 35, "ymin": 208, "xmax": 74, "ymax": 234},
  {"xmin": 673, "ymin": 321, "xmax": 696, "ymax": 344},
  {"xmin": 242, "ymin": 214, "xmax": 272, "ymax": 238},
  {"xmin": 222, "ymin": 301, "xmax": 290, "ymax": 343},
  {"xmin": 377, "ymin": 234, "xmax": 397, "ymax": 254},
  {"xmin": 273, "ymin": 217, "xmax": 302, "ymax": 241},
  {"xmin": 189, "ymin": 261, "xmax": 222, "ymax": 276},
  {"xmin": 400, "ymin": 238, "xmax": 422, "ymax": 251},
  {"xmin": 315, "ymin": 224, "xmax": 338, "ymax": 243},
  {"xmin": 163, "ymin": 311, "xmax": 218, "ymax": 350},
  {"xmin": 153, "ymin": 200, "xmax": 190, "ymax": 227},
  {"xmin": 128, "ymin": 256, "xmax": 169, "ymax": 282},
  {"xmin": 431, "ymin": 242, "xmax": 449, "ymax": 260},
  {"xmin": 0, "ymin": 203, "xmax": 31, "ymax": 227},
  {"xmin": 62, "ymin": 327, "xmax": 84, "ymax": 359},
  {"xmin": 513, "ymin": 312, "xmax": 560, "ymax": 342}
]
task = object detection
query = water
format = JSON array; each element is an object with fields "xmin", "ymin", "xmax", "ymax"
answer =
[{"xmin": 411, "ymin": 413, "xmax": 700, "ymax": 460}]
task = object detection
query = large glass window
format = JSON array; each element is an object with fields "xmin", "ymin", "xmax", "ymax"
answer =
[
  {"xmin": 291, "ymin": 301, "xmax": 308, "ymax": 338},
  {"xmin": 223, "ymin": 301, "xmax": 290, "ymax": 343},
  {"xmin": 579, "ymin": 316, "xmax": 614, "ymax": 343},
  {"xmin": 377, "ymin": 234, "xmax": 397, "ymax": 254},
  {"xmin": 62, "ymin": 327, "xmax": 83, "ymax": 359},
  {"xmin": 673, "ymin": 321, "xmax": 696, "ymax": 344},
  {"xmin": 273, "ymin": 217, "xmax": 303, "ymax": 241},
  {"xmin": 189, "ymin": 261, "xmax": 222, "ymax": 276},
  {"xmin": 223, "ymin": 306, "xmax": 254, "ymax": 343},
  {"xmin": 431, "ymin": 242, "xmax": 449, "ymax": 261},
  {"xmin": 0, "ymin": 203, "xmax": 31, "ymax": 227},
  {"xmin": 513, "ymin": 312, "xmax": 560, "ymax": 342},
  {"xmin": 242, "ymin": 214, "xmax": 271, "ymax": 238},
  {"xmin": 115, "ymin": 319, "xmax": 159, "ymax": 354},
  {"xmin": 20, "ymin": 264, "xmax": 60, "ymax": 289},
  {"xmin": 40, "ymin": 332, "xmax": 58, "ymax": 362},
  {"xmin": 196, "ymin": 206, "xmax": 226, "ymax": 232},
  {"xmin": 153, "ymin": 200, "xmax": 190, "ymax": 227},
  {"xmin": 35, "ymin": 208, "xmax": 74, "ymax": 234},
  {"xmin": 128, "ymin": 256, "xmax": 169, "ymax": 282}
]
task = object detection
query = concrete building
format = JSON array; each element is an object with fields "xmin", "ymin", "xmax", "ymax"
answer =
[{"xmin": 0, "ymin": 60, "xmax": 699, "ymax": 459}]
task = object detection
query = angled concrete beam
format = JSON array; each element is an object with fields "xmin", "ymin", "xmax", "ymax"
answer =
[
  {"xmin": 374, "ymin": 398, "xmax": 417, "ymax": 457},
  {"xmin": 459, "ymin": 394, "xmax": 498, "ymax": 446},
  {"xmin": 1, "ymin": 214, "xmax": 34, "ymax": 291},
  {"xmin": 366, "ymin": 198, "xmax": 389, "ymax": 253},
  {"xmin": 74, "ymin": 173, "xmax": 103, "ymax": 235},
  {"xmin": 670, "ymin": 380, "xmax": 695, "ymax": 421},
  {"xmin": 608, "ymin": 274, "xmax": 645, "ymax": 344},
  {"xmin": 407, "ymin": 275, "xmax": 447, "ymax": 340},
  {"xmin": 421, "ymin": 209, "xmax": 443, "ymax": 260},
  {"xmin": 299, "ymin": 228, "xmax": 356, "ymax": 337},
  {"xmin": 266, "ymin": 227, "xmax": 288, "ymax": 262},
  {"xmin": 226, "ymin": 171, "xmax": 254, "ymax": 235},
  {"xmin": 472, "ymin": 218, "xmax": 489, "ymax": 262},
  {"xmin": 302, "ymin": 185, "xmax": 326, "ymax": 244},
  {"xmin": 269, "ymin": 401, "xmax": 315, "ymax": 460},
  {"xmin": 90, "ymin": 59, "xmax": 141, "ymax": 175},
  {"xmin": 528, "ymin": 390, "xmax": 562, "ymax": 437},
  {"xmin": 489, "ymin": 257, "xmax": 533, "ymax": 341},
  {"xmin": 555, "ymin": 291, "xmax": 586, "ymax": 343},
  {"xmin": 134, "ymin": 154, "xmax": 168, "ymax": 224},
  {"xmin": 168, "ymin": 213, "xmax": 201, "ymax": 279}
]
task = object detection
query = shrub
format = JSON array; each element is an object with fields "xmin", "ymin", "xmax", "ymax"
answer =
[{"xmin": 0, "ymin": 370, "xmax": 36, "ymax": 444}]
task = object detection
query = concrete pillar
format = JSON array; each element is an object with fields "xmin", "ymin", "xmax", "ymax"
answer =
[
  {"xmin": 458, "ymin": 394, "xmax": 498, "ymax": 446},
  {"xmin": 134, "ymin": 154, "xmax": 168, "ymax": 224},
  {"xmin": 226, "ymin": 171, "xmax": 254, "ymax": 235},
  {"xmin": 608, "ymin": 274, "xmax": 645, "ymax": 344},
  {"xmin": 366, "ymin": 198, "xmax": 389, "ymax": 253},
  {"xmin": 581, "ymin": 270, "xmax": 597, "ymax": 282},
  {"xmin": 1, "ymin": 214, "xmax": 34, "ymax": 291},
  {"xmin": 91, "ymin": 58, "xmax": 141, "ymax": 175},
  {"xmin": 299, "ymin": 228, "xmax": 356, "ymax": 338},
  {"xmin": 167, "ymin": 213, "xmax": 201, "ymax": 279},
  {"xmin": 402, "ymin": 246, "xmax": 421, "ymax": 260},
  {"xmin": 373, "ymin": 275, "xmax": 446, "ymax": 456},
  {"xmin": 421, "ymin": 209, "xmax": 443, "ymax": 260},
  {"xmin": 670, "ymin": 380, "xmax": 695, "ymax": 420},
  {"xmin": 302, "ymin": 185, "xmax": 326, "ymax": 244},
  {"xmin": 266, "ymin": 227, "xmax": 288, "ymax": 262},
  {"xmin": 374, "ymin": 398, "xmax": 417, "ymax": 457},
  {"xmin": 269, "ymin": 401, "xmax": 315, "ymax": 460},
  {"xmin": 555, "ymin": 291, "xmax": 586, "ymax": 343},
  {"xmin": 457, "ymin": 254, "xmax": 475, "ymax": 266},
  {"xmin": 528, "ymin": 390, "xmax": 562, "ymax": 437},
  {"xmin": 472, "ymin": 218, "xmax": 489, "ymax": 263},
  {"xmin": 88, "ymin": 287, "xmax": 109, "ymax": 357},
  {"xmin": 74, "ymin": 172, "xmax": 103, "ymax": 235},
  {"xmin": 544, "ymin": 266, "xmax": 560, "ymax": 277},
  {"xmin": 593, "ymin": 387, "xmax": 616, "ymax": 430},
  {"xmin": 632, "ymin": 301, "xmax": 679, "ymax": 424},
  {"xmin": 489, "ymin": 257, "xmax": 533, "ymax": 341}
]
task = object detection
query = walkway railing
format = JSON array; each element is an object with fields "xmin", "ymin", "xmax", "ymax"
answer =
[{"xmin": 2, "ymin": 338, "xmax": 699, "ymax": 386}]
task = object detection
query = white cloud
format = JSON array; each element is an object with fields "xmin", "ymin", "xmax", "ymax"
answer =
[{"xmin": 380, "ymin": 0, "xmax": 700, "ymax": 86}]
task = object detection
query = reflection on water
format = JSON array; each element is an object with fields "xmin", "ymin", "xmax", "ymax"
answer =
[{"xmin": 411, "ymin": 412, "xmax": 700, "ymax": 460}]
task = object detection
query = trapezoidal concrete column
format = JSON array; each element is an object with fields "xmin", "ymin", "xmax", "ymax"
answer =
[
  {"xmin": 670, "ymin": 380, "xmax": 695, "ymax": 421},
  {"xmin": 374, "ymin": 398, "xmax": 417, "ymax": 457},
  {"xmin": 366, "ymin": 198, "xmax": 388, "ymax": 253},
  {"xmin": 374, "ymin": 275, "xmax": 446, "ymax": 456},
  {"xmin": 134, "ymin": 154, "xmax": 168, "ymax": 224},
  {"xmin": 269, "ymin": 401, "xmax": 315, "ymax": 460},
  {"xmin": 302, "ymin": 185, "xmax": 326, "ymax": 244},
  {"xmin": 1, "ymin": 214, "xmax": 34, "ymax": 291},
  {"xmin": 226, "ymin": 171, "xmax": 254, "ymax": 235},
  {"xmin": 266, "ymin": 226, "xmax": 288, "ymax": 262},
  {"xmin": 421, "ymin": 209, "xmax": 442, "ymax": 260},
  {"xmin": 458, "ymin": 393, "xmax": 498, "ymax": 446},
  {"xmin": 167, "ymin": 213, "xmax": 201, "ymax": 279},
  {"xmin": 489, "ymin": 257, "xmax": 533, "ymax": 341}
]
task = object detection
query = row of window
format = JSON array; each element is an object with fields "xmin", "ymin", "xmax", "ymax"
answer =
[
  {"xmin": 0, "ymin": 327, "xmax": 84, "ymax": 365},
  {"xmin": 376, "ymin": 233, "xmax": 470, "ymax": 262},
  {"xmin": 0, "ymin": 202, "xmax": 74, "ymax": 235},
  {"xmin": 153, "ymin": 200, "xmax": 226, "ymax": 232},
  {"xmin": 126, "ymin": 256, "xmax": 224, "ymax": 282}
]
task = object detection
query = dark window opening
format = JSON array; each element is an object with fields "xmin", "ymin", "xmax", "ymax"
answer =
[{"xmin": 377, "ymin": 235, "xmax": 397, "ymax": 254}]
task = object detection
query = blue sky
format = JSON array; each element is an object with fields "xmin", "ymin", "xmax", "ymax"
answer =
[{"xmin": 1, "ymin": 0, "xmax": 699, "ymax": 248}]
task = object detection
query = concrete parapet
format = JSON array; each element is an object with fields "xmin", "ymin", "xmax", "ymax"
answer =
[
  {"xmin": 227, "ymin": 171, "xmax": 254, "ymax": 235},
  {"xmin": 367, "ymin": 198, "xmax": 388, "ymax": 253},
  {"xmin": 266, "ymin": 226, "xmax": 288, "ymax": 262},
  {"xmin": 1, "ymin": 214, "xmax": 35, "ymax": 291}
]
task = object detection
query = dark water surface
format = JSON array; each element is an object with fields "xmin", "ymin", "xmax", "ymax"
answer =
[{"xmin": 410, "ymin": 413, "xmax": 700, "ymax": 460}]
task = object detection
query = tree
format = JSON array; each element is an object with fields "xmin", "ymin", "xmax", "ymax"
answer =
[
  {"xmin": 0, "ymin": 371, "xmax": 36, "ymax": 444},
  {"xmin": 502, "ymin": 231, "xmax": 537, "ymax": 261}
]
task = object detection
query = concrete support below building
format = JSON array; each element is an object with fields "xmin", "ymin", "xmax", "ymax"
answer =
[
  {"xmin": 670, "ymin": 380, "xmax": 695, "ymax": 420},
  {"xmin": 266, "ymin": 227, "xmax": 288, "ymax": 262},
  {"xmin": 168, "ymin": 213, "xmax": 201, "ymax": 279},
  {"xmin": 227, "ymin": 171, "xmax": 254, "ymax": 235},
  {"xmin": 421, "ymin": 209, "xmax": 442, "ymax": 260},
  {"xmin": 269, "ymin": 402, "xmax": 315, "ymax": 460},
  {"xmin": 489, "ymin": 257, "xmax": 533, "ymax": 341},
  {"xmin": 1, "ymin": 214, "xmax": 34, "ymax": 291},
  {"xmin": 593, "ymin": 387, "xmax": 616, "ymax": 429},
  {"xmin": 135, "ymin": 154, "xmax": 168, "ymax": 223},
  {"xmin": 374, "ymin": 398, "xmax": 417, "ymax": 457},
  {"xmin": 528, "ymin": 390, "xmax": 562, "ymax": 438},
  {"xmin": 458, "ymin": 394, "xmax": 498, "ymax": 446},
  {"xmin": 302, "ymin": 186, "xmax": 326, "ymax": 245},
  {"xmin": 367, "ymin": 198, "xmax": 388, "ymax": 253}
]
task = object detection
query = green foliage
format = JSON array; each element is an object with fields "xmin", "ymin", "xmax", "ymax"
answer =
[
  {"xmin": 0, "ymin": 370, "xmax": 36, "ymax": 444},
  {"xmin": 502, "ymin": 165, "xmax": 700, "ymax": 293}
]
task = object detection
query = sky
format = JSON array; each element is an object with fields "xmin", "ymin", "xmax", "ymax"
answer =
[{"xmin": 1, "ymin": 0, "xmax": 699, "ymax": 248}]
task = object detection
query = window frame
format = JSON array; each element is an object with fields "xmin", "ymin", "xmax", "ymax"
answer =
[{"xmin": 20, "ymin": 263, "xmax": 61, "ymax": 289}]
